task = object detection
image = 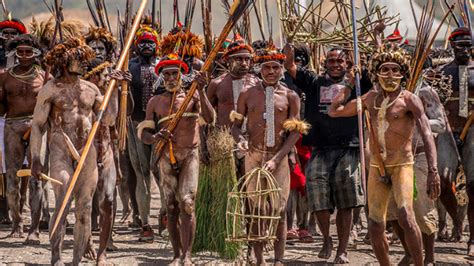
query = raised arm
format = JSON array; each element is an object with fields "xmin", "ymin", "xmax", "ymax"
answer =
[
  {"xmin": 283, "ymin": 43, "xmax": 297, "ymax": 79},
  {"xmin": 407, "ymin": 93, "xmax": 440, "ymax": 200},
  {"xmin": 195, "ymin": 72, "xmax": 215, "ymax": 124},
  {"xmin": 30, "ymin": 83, "xmax": 54, "ymax": 180}
]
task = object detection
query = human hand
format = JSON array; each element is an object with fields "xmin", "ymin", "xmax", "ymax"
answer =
[
  {"xmin": 263, "ymin": 159, "xmax": 277, "ymax": 173},
  {"xmin": 153, "ymin": 128, "xmax": 173, "ymax": 142},
  {"xmin": 194, "ymin": 71, "xmax": 210, "ymax": 90},
  {"xmin": 31, "ymin": 158, "xmax": 43, "ymax": 181},
  {"xmin": 374, "ymin": 20, "xmax": 386, "ymax": 34},
  {"xmin": 288, "ymin": 151, "xmax": 297, "ymax": 172},
  {"xmin": 237, "ymin": 140, "xmax": 249, "ymax": 153},
  {"xmin": 427, "ymin": 170, "xmax": 441, "ymax": 200},
  {"xmin": 109, "ymin": 70, "xmax": 132, "ymax": 82}
]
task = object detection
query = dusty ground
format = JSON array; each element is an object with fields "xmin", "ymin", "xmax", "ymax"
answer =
[{"xmin": 0, "ymin": 181, "xmax": 472, "ymax": 265}]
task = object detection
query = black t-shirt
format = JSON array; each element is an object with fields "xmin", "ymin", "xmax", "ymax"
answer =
[{"xmin": 294, "ymin": 67, "xmax": 371, "ymax": 150}]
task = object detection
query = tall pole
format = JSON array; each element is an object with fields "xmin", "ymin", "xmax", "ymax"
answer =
[
  {"xmin": 50, "ymin": 0, "xmax": 149, "ymax": 237},
  {"xmin": 349, "ymin": 0, "xmax": 367, "ymax": 193}
]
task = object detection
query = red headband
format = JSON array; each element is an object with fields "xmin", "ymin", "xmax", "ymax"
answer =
[
  {"xmin": 223, "ymin": 44, "xmax": 253, "ymax": 59},
  {"xmin": 449, "ymin": 30, "xmax": 471, "ymax": 42},
  {"xmin": 0, "ymin": 20, "xmax": 27, "ymax": 34},
  {"xmin": 135, "ymin": 32, "xmax": 158, "ymax": 45},
  {"xmin": 155, "ymin": 59, "xmax": 189, "ymax": 74}
]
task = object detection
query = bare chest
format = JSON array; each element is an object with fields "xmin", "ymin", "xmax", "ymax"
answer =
[
  {"xmin": 154, "ymin": 94, "xmax": 196, "ymax": 118},
  {"xmin": 4, "ymin": 74, "xmax": 43, "ymax": 99},
  {"xmin": 52, "ymin": 84, "xmax": 96, "ymax": 114}
]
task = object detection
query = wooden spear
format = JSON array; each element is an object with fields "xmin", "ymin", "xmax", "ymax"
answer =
[
  {"xmin": 50, "ymin": 0, "xmax": 149, "ymax": 237},
  {"xmin": 152, "ymin": 0, "xmax": 254, "ymax": 163},
  {"xmin": 349, "ymin": 0, "xmax": 367, "ymax": 193}
]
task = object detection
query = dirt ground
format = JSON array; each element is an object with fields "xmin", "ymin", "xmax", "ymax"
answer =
[{"xmin": 0, "ymin": 181, "xmax": 472, "ymax": 265}]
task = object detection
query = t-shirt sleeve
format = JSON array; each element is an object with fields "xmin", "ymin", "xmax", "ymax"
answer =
[{"xmin": 294, "ymin": 66, "xmax": 318, "ymax": 93}]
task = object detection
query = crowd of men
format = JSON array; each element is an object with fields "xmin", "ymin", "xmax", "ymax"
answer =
[{"xmin": 0, "ymin": 9, "xmax": 472, "ymax": 266}]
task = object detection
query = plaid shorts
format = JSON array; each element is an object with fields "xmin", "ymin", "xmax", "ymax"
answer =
[{"xmin": 305, "ymin": 148, "xmax": 365, "ymax": 212}]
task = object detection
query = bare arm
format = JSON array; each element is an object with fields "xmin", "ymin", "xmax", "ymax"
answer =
[
  {"xmin": 418, "ymin": 86, "xmax": 446, "ymax": 134},
  {"xmin": 195, "ymin": 71, "xmax": 215, "ymax": 124},
  {"xmin": 206, "ymin": 79, "xmax": 218, "ymax": 107},
  {"xmin": 231, "ymin": 90, "xmax": 248, "ymax": 144},
  {"xmin": 283, "ymin": 43, "xmax": 297, "ymax": 79},
  {"xmin": 328, "ymin": 88, "xmax": 359, "ymax": 117},
  {"xmin": 95, "ymin": 83, "xmax": 119, "ymax": 127},
  {"xmin": 0, "ymin": 73, "xmax": 6, "ymax": 116},
  {"xmin": 407, "ymin": 93, "xmax": 440, "ymax": 199},
  {"xmin": 30, "ymin": 83, "xmax": 54, "ymax": 179}
]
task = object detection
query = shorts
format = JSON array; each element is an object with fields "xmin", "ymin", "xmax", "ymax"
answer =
[{"xmin": 305, "ymin": 148, "xmax": 365, "ymax": 212}]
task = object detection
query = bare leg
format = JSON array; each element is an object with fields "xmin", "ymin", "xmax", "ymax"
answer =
[
  {"xmin": 275, "ymin": 211, "xmax": 287, "ymax": 263},
  {"xmin": 24, "ymin": 178, "xmax": 46, "ymax": 244},
  {"xmin": 118, "ymin": 152, "xmax": 131, "ymax": 222},
  {"xmin": 315, "ymin": 210, "xmax": 333, "ymax": 259},
  {"xmin": 96, "ymin": 147, "xmax": 116, "ymax": 265},
  {"xmin": 423, "ymin": 233, "xmax": 435, "ymax": 264},
  {"xmin": 167, "ymin": 202, "xmax": 181, "ymax": 264},
  {"xmin": 390, "ymin": 221, "xmax": 413, "ymax": 265},
  {"xmin": 4, "ymin": 121, "xmax": 27, "ymax": 238},
  {"xmin": 40, "ymin": 181, "xmax": 50, "ymax": 230},
  {"xmin": 462, "ymin": 128, "xmax": 474, "ymax": 256},
  {"xmin": 334, "ymin": 208, "xmax": 352, "ymax": 263},
  {"xmin": 368, "ymin": 219, "xmax": 390, "ymax": 266},
  {"xmin": 397, "ymin": 207, "xmax": 423, "ymax": 266}
]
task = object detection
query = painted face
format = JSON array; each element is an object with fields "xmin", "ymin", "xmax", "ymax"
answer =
[
  {"xmin": 88, "ymin": 40, "xmax": 107, "ymax": 63},
  {"xmin": 137, "ymin": 39, "xmax": 156, "ymax": 58},
  {"xmin": 162, "ymin": 68, "xmax": 182, "ymax": 92},
  {"xmin": 0, "ymin": 28, "xmax": 19, "ymax": 41},
  {"xmin": 227, "ymin": 50, "xmax": 252, "ymax": 77},
  {"xmin": 377, "ymin": 62, "xmax": 403, "ymax": 92},
  {"xmin": 68, "ymin": 59, "xmax": 86, "ymax": 75},
  {"xmin": 15, "ymin": 45, "xmax": 37, "ymax": 66},
  {"xmin": 325, "ymin": 50, "xmax": 347, "ymax": 80},
  {"xmin": 260, "ymin": 61, "xmax": 283, "ymax": 86},
  {"xmin": 452, "ymin": 36, "xmax": 472, "ymax": 65}
]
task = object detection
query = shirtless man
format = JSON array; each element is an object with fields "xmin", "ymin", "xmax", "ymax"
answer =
[
  {"xmin": 328, "ymin": 45, "xmax": 441, "ymax": 266},
  {"xmin": 439, "ymin": 27, "xmax": 474, "ymax": 255},
  {"xmin": 0, "ymin": 34, "xmax": 48, "ymax": 244},
  {"xmin": 30, "ymin": 37, "xmax": 117, "ymax": 265},
  {"xmin": 387, "ymin": 80, "xmax": 446, "ymax": 264},
  {"xmin": 0, "ymin": 17, "xmax": 28, "ymax": 224},
  {"xmin": 139, "ymin": 54, "xmax": 214, "ymax": 265},
  {"xmin": 207, "ymin": 37, "xmax": 258, "ymax": 128},
  {"xmin": 232, "ymin": 46, "xmax": 303, "ymax": 265}
]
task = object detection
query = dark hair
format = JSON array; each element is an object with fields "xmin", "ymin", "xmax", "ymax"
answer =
[
  {"xmin": 251, "ymin": 40, "xmax": 268, "ymax": 50},
  {"xmin": 7, "ymin": 34, "xmax": 40, "ymax": 51}
]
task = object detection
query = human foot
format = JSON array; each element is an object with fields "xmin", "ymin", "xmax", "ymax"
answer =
[
  {"xmin": 318, "ymin": 237, "xmax": 333, "ymax": 259},
  {"xmin": 333, "ymin": 252, "xmax": 349, "ymax": 264},
  {"xmin": 468, "ymin": 242, "xmax": 474, "ymax": 257},
  {"xmin": 106, "ymin": 240, "xmax": 119, "ymax": 251},
  {"xmin": 83, "ymin": 238, "xmax": 97, "ymax": 260},
  {"xmin": 8, "ymin": 224, "xmax": 24, "ymax": 238},
  {"xmin": 23, "ymin": 231, "xmax": 40, "ymax": 245},
  {"xmin": 398, "ymin": 254, "xmax": 413, "ymax": 265}
]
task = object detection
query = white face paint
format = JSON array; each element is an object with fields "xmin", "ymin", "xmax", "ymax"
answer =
[
  {"xmin": 88, "ymin": 40, "xmax": 107, "ymax": 62},
  {"xmin": 162, "ymin": 68, "xmax": 182, "ymax": 92},
  {"xmin": 376, "ymin": 62, "xmax": 403, "ymax": 92}
]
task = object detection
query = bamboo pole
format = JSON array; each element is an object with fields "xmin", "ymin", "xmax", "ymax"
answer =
[
  {"xmin": 152, "ymin": 0, "xmax": 254, "ymax": 163},
  {"xmin": 118, "ymin": 53, "xmax": 129, "ymax": 152},
  {"xmin": 50, "ymin": 0, "xmax": 149, "ymax": 237}
]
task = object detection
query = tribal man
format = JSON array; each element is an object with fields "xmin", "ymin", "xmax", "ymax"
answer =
[
  {"xmin": 126, "ymin": 25, "xmax": 160, "ymax": 241},
  {"xmin": 329, "ymin": 44, "xmax": 441, "ymax": 266},
  {"xmin": 0, "ymin": 17, "xmax": 28, "ymax": 225},
  {"xmin": 30, "ymin": 37, "xmax": 117, "ymax": 265},
  {"xmin": 439, "ymin": 27, "xmax": 474, "ymax": 255},
  {"xmin": 83, "ymin": 26, "xmax": 131, "ymax": 262},
  {"xmin": 139, "ymin": 53, "xmax": 214, "ymax": 265},
  {"xmin": 0, "ymin": 34, "xmax": 49, "ymax": 244},
  {"xmin": 232, "ymin": 45, "xmax": 304, "ymax": 265},
  {"xmin": 207, "ymin": 36, "xmax": 258, "ymax": 128}
]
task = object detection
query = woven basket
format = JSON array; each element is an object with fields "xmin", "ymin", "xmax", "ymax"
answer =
[{"xmin": 226, "ymin": 167, "xmax": 282, "ymax": 243}]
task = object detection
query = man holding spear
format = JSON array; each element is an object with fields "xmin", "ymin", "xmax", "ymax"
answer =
[
  {"xmin": 29, "ymin": 37, "xmax": 118, "ymax": 265},
  {"xmin": 139, "ymin": 53, "xmax": 214, "ymax": 265}
]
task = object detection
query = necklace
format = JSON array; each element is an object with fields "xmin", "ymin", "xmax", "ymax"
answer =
[
  {"xmin": 8, "ymin": 65, "xmax": 40, "ymax": 84},
  {"xmin": 373, "ymin": 89, "xmax": 403, "ymax": 110}
]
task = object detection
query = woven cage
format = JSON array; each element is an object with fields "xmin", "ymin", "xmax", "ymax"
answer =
[{"xmin": 226, "ymin": 167, "xmax": 282, "ymax": 243}]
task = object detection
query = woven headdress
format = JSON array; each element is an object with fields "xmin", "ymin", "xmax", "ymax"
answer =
[
  {"xmin": 134, "ymin": 25, "xmax": 159, "ymax": 46},
  {"xmin": 222, "ymin": 34, "xmax": 253, "ymax": 59},
  {"xmin": 368, "ymin": 44, "xmax": 411, "ymax": 83},
  {"xmin": 85, "ymin": 27, "xmax": 117, "ymax": 56},
  {"xmin": 0, "ymin": 18, "xmax": 27, "ymax": 34},
  {"xmin": 45, "ymin": 37, "xmax": 95, "ymax": 73},
  {"xmin": 159, "ymin": 25, "xmax": 204, "ymax": 59},
  {"xmin": 254, "ymin": 42, "xmax": 285, "ymax": 65}
]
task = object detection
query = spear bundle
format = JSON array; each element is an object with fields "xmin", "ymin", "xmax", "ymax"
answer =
[
  {"xmin": 50, "ymin": 0, "xmax": 149, "ymax": 237},
  {"xmin": 406, "ymin": 2, "xmax": 455, "ymax": 92},
  {"xmin": 201, "ymin": 0, "xmax": 213, "ymax": 54},
  {"xmin": 152, "ymin": 0, "xmax": 255, "ymax": 163}
]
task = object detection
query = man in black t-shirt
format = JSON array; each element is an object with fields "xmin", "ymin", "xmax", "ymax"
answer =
[{"xmin": 283, "ymin": 43, "xmax": 367, "ymax": 264}]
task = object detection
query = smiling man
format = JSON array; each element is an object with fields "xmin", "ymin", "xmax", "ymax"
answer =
[{"xmin": 283, "ymin": 44, "xmax": 367, "ymax": 264}]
